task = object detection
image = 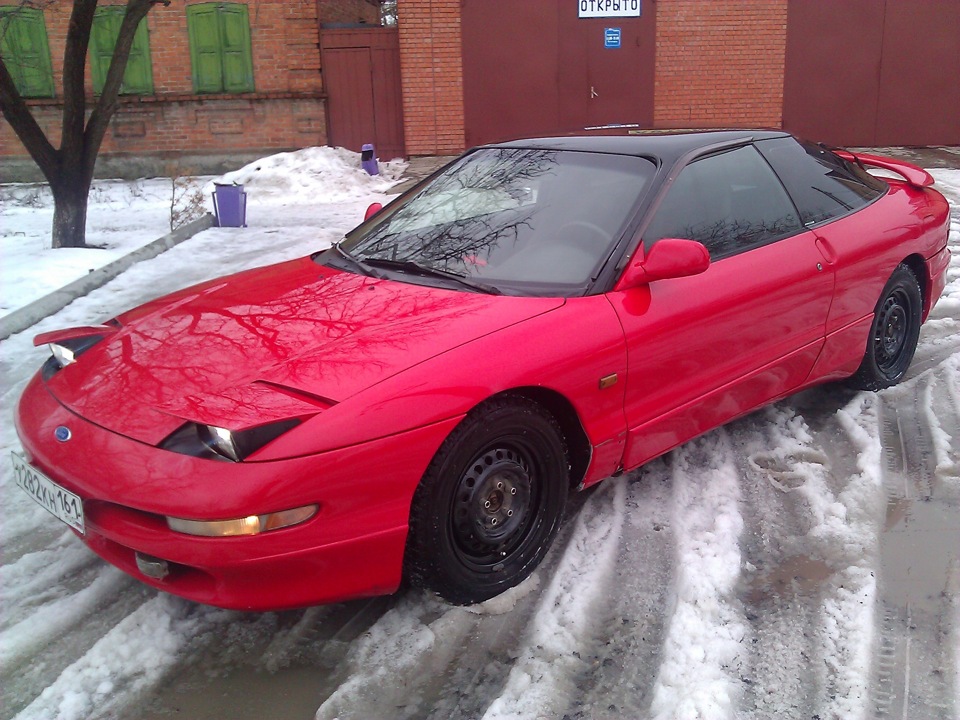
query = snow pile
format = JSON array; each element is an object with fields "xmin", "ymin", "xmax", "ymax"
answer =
[{"xmin": 211, "ymin": 146, "xmax": 407, "ymax": 204}]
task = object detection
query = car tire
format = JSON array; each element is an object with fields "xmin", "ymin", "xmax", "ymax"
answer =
[
  {"xmin": 849, "ymin": 263, "xmax": 922, "ymax": 391},
  {"xmin": 404, "ymin": 395, "xmax": 568, "ymax": 604}
]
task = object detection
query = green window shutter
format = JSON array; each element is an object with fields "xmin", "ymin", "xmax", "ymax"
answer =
[
  {"xmin": 187, "ymin": 3, "xmax": 254, "ymax": 94},
  {"xmin": 0, "ymin": 8, "xmax": 55, "ymax": 98},
  {"xmin": 91, "ymin": 7, "xmax": 154, "ymax": 95},
  {"xmin": 123, "ymin": 12, "xmax": 154, "ymax": 94},
  {"xmin": 218, "ymin": 5, "xmax": 253, "ymax": 93},
  {"xmin": 188, "ymin": 4, "xmax": 225, "ymax": 93}
]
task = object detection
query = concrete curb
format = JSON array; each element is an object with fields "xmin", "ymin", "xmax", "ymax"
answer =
[{"xmin": 0, "ymin": 213, "xmax": 215, "ymax": 342}]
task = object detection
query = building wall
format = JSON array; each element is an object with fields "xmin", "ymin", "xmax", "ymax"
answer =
[
  {"xmin": 396, "ymin": 0, "xmax": 789, "ymax": 155},
  {"xmin": 0, "ymin": 0, "xmax": 327, "ymax": 180},
  {"xmin": 653, "ymin": 0, "xmax": 788, "ymax": 129},
  {"xmin": 316, "ymin": 0, "xmax": 381, "ymax": 26},
  {"xmin": 396, "ymin": 0, "xmax": 464, "ymax": 156}
]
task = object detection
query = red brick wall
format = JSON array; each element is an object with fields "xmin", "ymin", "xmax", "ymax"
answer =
[
  {"xmin": 654, "ymin": 0, "xmax": 788, "ymax": 128},
  {"xmin": 0, "ymin": 0, "xmax": 326, "ymax": 174},
  {"xmin": 397, "ymin": 0, "xmax": 464, "ymax": 155}
]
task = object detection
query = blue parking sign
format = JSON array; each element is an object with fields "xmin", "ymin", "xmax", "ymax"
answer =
[{"xmin": 605, "ymin": 27, "xmax": 622, "ymax": 49}]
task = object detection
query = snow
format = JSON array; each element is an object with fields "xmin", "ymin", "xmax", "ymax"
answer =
[
  {"xmin": 0, "ymin": 158, "xmax": 957, "ymax": 720},
  {"xmin": 0, "ymin": 146, "xmax": 406, "ymax": 320},
  {"xmin": 649, "ymin": 432, "xmax": 746, "ymax": 720}
]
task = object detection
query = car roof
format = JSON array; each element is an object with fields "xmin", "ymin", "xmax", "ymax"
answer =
[{"xmin": 490, "ymin": 129, "xmax": 791, "ymax": 164}]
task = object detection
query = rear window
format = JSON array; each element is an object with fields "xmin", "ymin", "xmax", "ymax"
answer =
[{"xmin": 756, "ymin": 137, "xmax": 886, "ymax": 226}]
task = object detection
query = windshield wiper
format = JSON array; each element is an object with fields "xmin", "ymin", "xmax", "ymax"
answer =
[
  {"xmin": 363, "ymin": 258, "xmax": 502, "ymax": 295},
  {"xmin": 333, "ymin": 242, "xmax": 381, "ymax": 278}
]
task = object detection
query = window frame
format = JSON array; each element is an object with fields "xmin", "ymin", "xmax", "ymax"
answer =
[
  {"xmin": 186, "ymin": 3, "xmax": 255, "ymax": 95},
  {"xmin": 0, "ymin": 6, "xmax": 55, "ymax": 98},
  {"xmin": 642, "ymin": 144, "xmax": 806, "ymax": 262},
  {"xmin": 89, "ymin": 5, "xmax": 154, "ymax": 96}
]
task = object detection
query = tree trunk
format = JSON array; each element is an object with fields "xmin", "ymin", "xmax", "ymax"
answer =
[
  {"xmin": 50, "ymin": 177, "xmax": 92, "ymax": 249},
  {"xmin": 0, "ymin": 0, "xmax": 169, "ymax": 250}
]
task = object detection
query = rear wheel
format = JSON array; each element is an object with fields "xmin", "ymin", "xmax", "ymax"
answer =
[
  {"xmin": 850, "ymin": 264, "xmax": 922, "ymax": 390},
  {"xmin": 405, "ymin": 396, "xmax": 568, "ymax": 604}
]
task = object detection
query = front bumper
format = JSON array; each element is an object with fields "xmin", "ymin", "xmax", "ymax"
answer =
[{"xmin": 15, "ymin": 372, "xmax": 460, "ymax": 611}]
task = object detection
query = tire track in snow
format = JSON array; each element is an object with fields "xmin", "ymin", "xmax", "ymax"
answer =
[
  {"xmin": 870, "ymin": 368, "xmax": 960, "ymax": 720},
  {"xmin": 11, "ymin": 595, "xmax": 235, "ymax": 720},
  {"xmin": 647, "ymin": 429, "xmax": 747, "ymax": 720},
  {"xmin": 0, "ymin": 567, "xmax": 132, "ymax": 670},
  {"xmin": 313, "ymin": 481, "xmax": 628, "ymax": 720},
  {"xmin": 776, "ymin": 392, "xmax": 884, "ymax": 720},
  {"xmin": 569, "ymin": 462, "xmax": 674, "ymax": 720},
  {"xmin": 736, "ymin": 405, "xmax": 831, "ymax": 720},
  {"xmin": 479, "ymin": 477, "xmax": 627, "ymax": 720}
]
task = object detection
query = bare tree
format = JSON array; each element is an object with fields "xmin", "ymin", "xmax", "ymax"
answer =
[
  {"xmin": 380, "ymin": 0, "xmax": 397, "ymax": 26},
  {"xmin": 0, "ymin": 0, "xmax": 169, "ymax": 248}
]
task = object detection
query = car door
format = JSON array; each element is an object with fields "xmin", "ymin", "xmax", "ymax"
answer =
[
  {"xmin": 755, "ymin": 137, "xmax": 892, "ymax": 380},
  {"xmin": 608, "ymin": 144, "xmax": 836, "ymax": 471}
]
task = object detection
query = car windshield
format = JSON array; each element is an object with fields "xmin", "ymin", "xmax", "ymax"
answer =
[{"xmin": 332, "ymin": 147, "xmax": 656, "ymax": 296}]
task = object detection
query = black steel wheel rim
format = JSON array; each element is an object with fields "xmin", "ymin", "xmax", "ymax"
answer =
[
  {"xmin": 450, "ymin": 443, "xmax": 541, "ymax": 571},
  {"xmin": 875, "ymin": 288, "xmax": 912, "ymax": 375}
]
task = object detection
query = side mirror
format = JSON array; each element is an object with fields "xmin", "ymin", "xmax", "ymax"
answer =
[
  {"xmin": 364, "ymin": 202, "xmax": 383, "ymax": 221},
  {"xmin": 616, "ymin": 238, "xmax": 710, "ymax": 290}
]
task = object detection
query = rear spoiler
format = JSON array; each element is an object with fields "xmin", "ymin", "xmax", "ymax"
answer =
[{"xmin": 834, "ymin": 150, "xmax": 935, "ymax": 188}]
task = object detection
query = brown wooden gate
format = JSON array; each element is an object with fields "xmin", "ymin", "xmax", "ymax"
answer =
[
  {"xmin": 783, "ymin": 0, "xmax": 960, "ymax": 146},
  {"xmin": 320, "ymin": 27, "xmax": 405, "ymax": 159},
  {"xmin": 461, "ymin": 1, "xmax": 656, "ymax": 147}
]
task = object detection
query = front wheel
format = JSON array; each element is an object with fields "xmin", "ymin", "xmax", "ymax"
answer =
[
  {"xmin": 849, "ymin": 264, "xmax": 922, "ymax": 391},
  {"xmin": 404, "ymin": 396, "xmax": 568, "ymax": 604}
]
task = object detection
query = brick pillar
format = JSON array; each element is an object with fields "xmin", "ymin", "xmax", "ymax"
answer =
[
  {"xmin": 654, "ymin": 0, "xmax": 788, "ymax": 129},
  {"xmin": 397, "ymin": 0, "xmax": 465, "ymax": 156}
]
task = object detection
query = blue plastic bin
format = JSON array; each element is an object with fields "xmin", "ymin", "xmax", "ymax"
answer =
[
  {"xmin": 212, "ymin": 183, "xmax": 247, "ymax": 227},
  {"xmin": 361, "ymin": 144, "xmax": 379, "ymax": 176}
]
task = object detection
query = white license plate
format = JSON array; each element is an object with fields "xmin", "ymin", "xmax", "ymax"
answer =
[{"xmin": 12, "ymin": 452, "xmax": 85, "ymax": 534}]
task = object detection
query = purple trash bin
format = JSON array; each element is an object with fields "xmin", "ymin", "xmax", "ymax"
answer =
[
  {"xmin": 361, "ymin": 144, "xmax": 379, "ymax": 176},
  {"xmin": 212, "ymin": 183, "xmax": 247, "ymax": 227}
]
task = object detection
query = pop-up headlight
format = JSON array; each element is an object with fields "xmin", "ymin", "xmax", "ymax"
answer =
[
  {"xmin": 160, "ymin": 418, "xmax": 302, "ymax": 462},
  {"xmin": 35, "ymin": 324, "xmax": 117, "ymax": 380}
]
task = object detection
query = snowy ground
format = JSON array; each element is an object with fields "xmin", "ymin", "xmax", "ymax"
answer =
[{"xmin": 0, "ymin": 157, "xmax": 958, "ymax": 720}]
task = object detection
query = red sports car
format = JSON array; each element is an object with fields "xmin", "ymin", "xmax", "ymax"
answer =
[{"xmin": 14, "ymin": 131, "xmax": 951, "ymax": 610}]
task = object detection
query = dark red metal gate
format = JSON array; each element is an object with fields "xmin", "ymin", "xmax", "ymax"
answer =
[
  {"xmin": 783, "ymin": 0, "xmax": 960, "ymax": 146},
  {"xmin": 320, "ymin": 27, "xmax": 405, "ymax": 159},
  {"xmin": 461, "ymin": 1, "xmax": 656, "ymax": 147}
]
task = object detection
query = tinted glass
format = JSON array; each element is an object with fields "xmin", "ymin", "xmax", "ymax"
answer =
[
  {"xmin": 756, "ymin": 137, "xmax": 886, "ymax": 226},
  {"xmin": 338, "ymin": 148, "xmax": 655, "ymax": 295},
  {"xmin": 644, "ymin": 145, "xmax": 803, "ymax": 259}
]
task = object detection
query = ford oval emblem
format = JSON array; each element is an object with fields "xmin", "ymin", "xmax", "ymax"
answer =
[{"xmin": 54, "ymin": 426, "xmax": 72, "ymax": 442}]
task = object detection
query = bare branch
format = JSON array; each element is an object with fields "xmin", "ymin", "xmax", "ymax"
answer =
[
  {"xmin": 84, "ymin": 0, "xmax": 168, "ymax": 181},
  {"xmin": 0, "ymin": 56, "xmax": 57, "ymax": 182}
]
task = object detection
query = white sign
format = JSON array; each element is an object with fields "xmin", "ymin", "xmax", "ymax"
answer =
[{"xmin": 579, "ymin": 0, "xmax": 641, "ymax": 18}]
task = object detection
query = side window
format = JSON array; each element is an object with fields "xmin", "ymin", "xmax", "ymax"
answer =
[
  {"xmin": 644, "ymin": 145, "xmax": 803, "ymax": 260},
  {"xmin": 90, "ymin": 6, "xmax": 154, "ymax": 95},
  {"xmin": 756, "ymin": 137, "xmax": 886, "ymax": 226},
  {"xmin": 0, "ymin": 7, "xmax": 55, "ymax": 98},
  {"xmin": 187, "ymin": 3, "xmax": 254, "ymax": 94}
]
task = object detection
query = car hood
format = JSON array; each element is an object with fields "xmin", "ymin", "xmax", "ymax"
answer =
[{"xmin": 45, "ymin": 257, "xmax": 563, "ymax": 445}]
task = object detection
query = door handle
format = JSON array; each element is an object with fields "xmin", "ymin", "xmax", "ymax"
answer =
[
  {"xmin": 590, "ymin": 86, "xmax": 599, "ymax": 99},
  {"xmin": 815, "ymin": 236, "xmax": 837, "ymax": 265}
]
